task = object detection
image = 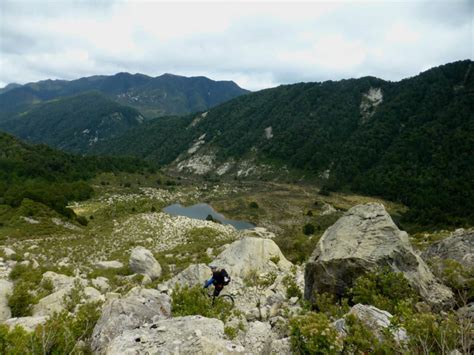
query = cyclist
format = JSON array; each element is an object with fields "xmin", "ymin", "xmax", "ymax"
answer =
[{"xmin": 204, "ymin": 265, "xmax": 231, "ymax": 297}]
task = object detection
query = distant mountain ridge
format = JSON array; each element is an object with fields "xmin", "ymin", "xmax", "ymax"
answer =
[
  {"xmin": 0, "ymin": 92, "xmax": 145, "ymax": 153},
  {"xmin": 0, "ymin": 72, "xmax": 249, "ymax": 119}
]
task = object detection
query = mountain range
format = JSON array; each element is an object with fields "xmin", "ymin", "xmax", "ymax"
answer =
[
  {"xmin": 0, "ymin": 60, "xmax": 472, "ymax": 227},
  {"xmin": 0, "ymin": 72, "xmax": 249, "ymax": 120}
]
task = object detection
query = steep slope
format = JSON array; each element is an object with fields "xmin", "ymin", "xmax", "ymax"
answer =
[
  {"xmin": 0, "ymin": 92, "xmax": 145, "ymax": 153},
  {"xmin": 0, "ymin": 73, "xmax": 249, "ymax": 120},
  {"xmin": 94, "ymin": 60, "xmax": 474, "ymax": 226}
]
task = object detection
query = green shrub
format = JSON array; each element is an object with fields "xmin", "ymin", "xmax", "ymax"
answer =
[
  {"xmin": 303, "ymin": 223, "xmax": 315, "ymax": 235},
  {"xmin": 172, "ymin": 285, "xmax": 233, "ymax": 322},
  {"xmin": 249, "ymin": 201, "xmax": 259, "ymax": 209},
  {"xmin": 313, "ymin": 292, "xmax": 349, "ymax": 319},
  {"xmin": 351, "ymin": 267, "xmax": 418, "ymax": 314},
  {"xmin": 282, "ymin": 274, "xmax": 302, "ymax": 300},
  {"xmin": 0, "ymin": 324, "xmax": 31, "ymax": 354},
  {"xmin": 8, "ymin": 282, "xmax": 35, "ymax": 317},
  {"xmin": 290, "ymin": 312, "xmax": 341, "ymax": 354},
  {"xmin": 76, "ymin": 215, "xmax": 88, "ymax": 226},
  {"xmin": 224, "ymin": 326, "xmax": 239, "ymax": 340}
]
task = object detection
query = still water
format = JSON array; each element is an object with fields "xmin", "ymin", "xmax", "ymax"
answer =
[{"xmin": 163, "ymin": 203, "xmax": 255, "ymax": 230}]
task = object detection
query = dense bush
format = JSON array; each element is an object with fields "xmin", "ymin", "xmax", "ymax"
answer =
[
  {"xmin": 351, "ymin": 267, "xmax": 418, "ymax": 314},
  {"xmin": 303, "ymin": 223, "xmax": 315, "ymax": 235},
  {"xmin": 290, "ymin": 312, "xmax": 341, "ymax": 354}
]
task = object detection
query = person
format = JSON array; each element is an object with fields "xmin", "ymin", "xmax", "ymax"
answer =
[{"xmin": 203, "ymin": 265, "xmax": 230, "ymax": 298}]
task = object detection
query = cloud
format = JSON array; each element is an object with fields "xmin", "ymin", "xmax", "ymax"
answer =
[{"xmin": 0, "ymin": 0, "xmax": 472, "ymax": 90}]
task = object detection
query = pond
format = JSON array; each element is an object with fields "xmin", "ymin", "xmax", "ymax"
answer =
[{"xmin": 163, "ymin": 203, "xmax": 255, "ymax": 230}]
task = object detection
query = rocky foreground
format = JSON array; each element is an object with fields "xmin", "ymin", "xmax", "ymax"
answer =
[{"xmin": 1, "ymin": 203, "xmax": 472, "ymax": 354}]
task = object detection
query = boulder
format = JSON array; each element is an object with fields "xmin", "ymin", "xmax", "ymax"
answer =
[
  {"xmin": 129, "ymin": 246, "xmax": 162, "ymax": 280},
  {"xmin": 32, "ymin": 288, "xmax": 70, "ymax": 317},
  {"xmin": 0, "ymin": 279, "xmax": 13, "ymax": 321},
  {"xmin": 422, "ymin": 228, "xmax": 474, "ymax": 268},
  {"xmin": 334, "ymin": 304, "xmax": 407, "ymax": 343},
  {"xmin": 91, "ymin": 287, "xmax": 171, "ymax": 354},
  {"xmin": 242, "ymin": 321, "xmax": 274, "ymax": 354},
  {"xmin": 270, "ymin": 337, "xmax": 292, "ymax": 355},
  {"xmin": 4, "ymin": 316, "xmax": 48, "ymax": 332},
  {"xmin": 160, "ymin": 263, "xmax": 210, "ymax": 291},
  {"xmin": 104, "ymin": 315, "xmax": 244, "ymax": 354},
  {"xmin": 2, "ymin": 247, "xmax": 16, "ymax": 258},
  {"xmin": 305, "ymin": 203, "xmax": 454, "ymax": 310},
  {"xmin": 92, "ymin": 277, "xmax": 110, "ymax": 293},
  {"xmin": 94, "ymin": 261, "xmax": 124, "ymax": 270},
  {"xmin": 42, "ymin": 271, "xmax": 85, "ymax": 292},
  {"xmin": 212, "ymin": 237, "xmax": 292, "ymax": 279}
]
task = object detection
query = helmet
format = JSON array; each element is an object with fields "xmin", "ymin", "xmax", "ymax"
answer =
[{"xmin": 209, "ymin": 265, "xmax": 218, "ymax": 270}]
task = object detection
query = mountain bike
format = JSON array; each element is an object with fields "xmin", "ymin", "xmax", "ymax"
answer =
[{"xmin": 204, "ymin": 289, "xmax": 235, "ymax": 308}]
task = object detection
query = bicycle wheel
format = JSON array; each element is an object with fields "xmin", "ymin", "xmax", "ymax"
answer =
[{"xmin": 218, "ymin": 294, "xmax": 235, "ymax": 308}]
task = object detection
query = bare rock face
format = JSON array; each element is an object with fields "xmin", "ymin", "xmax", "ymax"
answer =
[
  {"xmin": 104, "ymin": 315, "xmax": 244, "ymax": 354},
  {"xmin": 129, "ymin": 246, "xmax": 162, "ymax": 280},
  {"xmin": 4, "ymin": 316, "xmax": 48, "ymax": 332},
  {"xmin": 0, "ymin": 279, "xmax": 13, "ymax": 321},
  {"xmin": 212, "ymin": 237, "xmax": 293, "ymax": 279},
  {"xmin": 159, "ymin": 263, "xmax": 210, "ymax": 292},
  {"xmin": 334, "ymin": 304, "xmax": 407, "ymax": 343},
  {"xmin": 94, "ymin": 261, "xmax": 124, "ymax": 270},
  {"xmin": 305, "ymin": 203, "xmax": 454, "ymax": 310},
  {"xmin": 91, "ymin": 287, "xmax": 171, "ymax": 354},
  {"xmin": 422, "ymin": 228, "xmax": 474, "ymax": 268}
]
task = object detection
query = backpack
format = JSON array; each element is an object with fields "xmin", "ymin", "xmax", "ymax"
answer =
[{"xmin": 221, "ymin": 269, "xmax": 231, "ymax": 285}]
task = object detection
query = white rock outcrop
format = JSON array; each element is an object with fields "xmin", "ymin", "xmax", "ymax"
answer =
[
  {"xmin": 212, "ymin": 237, "xmax": 292, "ymax": 279},
  {"xmin": 94, "ymin": 261, "xmax": 124, "ymax": 270},
  {"xmin": 4, "ymin": 316, "xmax": 48, "ymax": 332},
  {"xmin": 129, "ymin": 246, "xmax": 162, "ymax": 280},
  {"xmin": 91, "ymin": 287, "xmax": 171, "ymax": 354},
  {"xmin": 305, "ymin": 203, "xmax": 454, "ymax": 310},
  {"xmin": 105, "ymin": 315, "xmax": 244, "ymax": 355}
]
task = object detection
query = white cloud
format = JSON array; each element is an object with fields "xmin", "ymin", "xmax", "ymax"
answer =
[{"xmin": 0, "ymin": 0, "xmax": 472, "ymax": 90}]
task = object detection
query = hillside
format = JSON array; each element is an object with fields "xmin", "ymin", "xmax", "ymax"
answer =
[
  {"xmin": 0, "ymin": 92, "xmax": 145, "ymax": 153},
  {"xmin": 0, "ymin": 131, "xmax": 151, "ymax": 225},
  {"xmin": 0, "ymin": 73, "xmax": 249, "ymax": 120},
  {"xmin": 94, "ymin": 60, "xmax": 474, "ymax": 227}
]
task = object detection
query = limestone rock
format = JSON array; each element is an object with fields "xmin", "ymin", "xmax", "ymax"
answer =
[
  {"xmin": 160, "ymin": 263, "xmax": 210, "ymax": 291},
  {"xmin": 242, "ymin": 321, "xmax": 273, "ymax": 354},
  {"xmin": 4, "ymin": 316, "xmax": 48, "ymax": 332},
  {"xmin": 305, "ymin": 203, "xmax": 454, "ymax": 310},
  {"xmin": 91, "ymin": 287, "xmax": 171, "ymax": 354},
  {"xmin": 105, "ymin": 315, "xmax": 244, "ymax": 355},
  {"xmin": 42, "ymin": 271, "xmax": 85, "ymax": 292},
  {"xmin": 212, "ymin": 237, "xmax": 292, "ymax": 279},
  {"xmin": 84, "ymin": 287, "xmax": 105, "ymax": 303},
  {"xmin": 2, "ymin": 247, "xmax": 16, "ymax": 258},
  {"xmin": 32, "ymin": 287, "xmax": 71, "ymax": 317},
  {"xmin": 270, "ymin": 337, "xmax": 292, "ymax": 355},
  {"xmin": 422, "ymin": 228, "xmax": 474, "ymax": 268},
  {"xmin": 0, "ymin": 279, "xmax": 13, "ymax": 321},
  {"xmin": 334, "ymin": 304, "xmax": 407, "ymax": 343},
  {"xmin": 129, "ymin": 246, "xmax": 162, "ymax": 280},
  {"xmin": 92, "ymin": 277, "xmax": 110, "ymax": 293},
  {"xmin": 94, "ymin": 261, "xmax": 124, "ymax": 270}
]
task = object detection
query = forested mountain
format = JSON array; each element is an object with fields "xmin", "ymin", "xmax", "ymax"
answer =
[
  {"xmin": 0, "ymin": 92, "xmax": 145, "ymax": 153},
  {"xmin": 0, "ymin": 73, "xmax": 249, "ymax": 120},
  {"xmin": 0, "ymin": 131, "xmax": 150, "ymax": 220},
  {"xmin": 94, "ymin": 60, "xmax": 474, "ymax": 226}
]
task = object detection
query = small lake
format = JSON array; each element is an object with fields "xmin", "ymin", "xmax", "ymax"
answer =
[{"xmin": 163, "ymin": 203, "xmax": 255, "ymax": 230}]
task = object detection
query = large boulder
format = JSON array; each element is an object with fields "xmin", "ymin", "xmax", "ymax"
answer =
[
  {"xmin": 159, "ymin": 263, "xmax": 210, "ymax": 292},
  {"xmin": 422, "ymin": 228, "xmax": 474, "ymax": 268},
  {"xmin": 105, "ymin": 315, "xmax": 244, "ymax": 354},
  {"xmin": 0, "ymin": 279, "xmax": 13, "ymax": 321},
  {"xmin": 129, "ymin": 246, "xmax": 162, "ymax": 280},
  {"xmin": 241, "ymin": 321, "xmax": 274, "ymax": 354},
  {"xmin": 212, "ymin": 237, "xmax": 292, "ymax": 279},
  {"xmin": 95, "ymin": 261, "xmax": 124, "ymax": 270},
  {"xmin": 42, "ymin": 271, "xmax": 86, "ymax": 292},
  {"xmin": 91, "ymin": 287, "xmax": 171, "ymax": 354},
  {"xmin": 32, "ymin": 287, "xmax": 70, "ymax": 317},
  {"xmin": 305, "ymin": 203, "xmax": 454, "ymax": 310}
]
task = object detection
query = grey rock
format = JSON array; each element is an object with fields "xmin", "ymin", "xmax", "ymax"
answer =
[
  {"xmin": 305, "ymin": 203, "xmax": 454, "ymax": 310},
  {"xmin": 94, "ymin": 261, "xmax": 124, "ymax": 270},
  {"xmin": 334, "ymin": 304, "xmax": 407, "ymax": 343},
  {"xmin": 105, "ymin": 315, "xmax": 245, "ymax": 354},
  {"xmin": 0, "ymin": 279, "xmax": 13, "ymax": 321},
  {"xmin": 129, "ymin": 246, "xmax": 162, "ymax": 280},
  {"xmin": 2, "ymin": 247, "xmax": 16, "ymax": 258},
  {"xmin": 270, "ymin": 337, "xmax": 292, "ymax": 355},
  {"xmin": 160, "ymin": 263, "xmax": 210, "ymax": 291},
  {"xmin": 92, "ymin": 277, "xmax": 110, "ymax": 293},
  {"xmin": 42, "ymin": 271, "xmax": 86, "ymax": 292},
  {"xmin": 212, "ymin": 237, "xmax": 292, "ymax": 279},
  {"xmin": 91, "ymin": 287, "xmax": 171, "ymax": 354},
  {"xmin": 32, "ymin": 287, "xmax": 70, "ymax": 317},
  {"xmin": 242, "ymin": 321, "xmax": 273, "ymax": 354},
  {"xmin": 422, "ymin": 228, "xmax": 474, "ymax": 268}
]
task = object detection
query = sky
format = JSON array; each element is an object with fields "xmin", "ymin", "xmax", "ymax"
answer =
[{"xmin": 0, "ymin": 0, "xmax": 472, "ymax": 91}]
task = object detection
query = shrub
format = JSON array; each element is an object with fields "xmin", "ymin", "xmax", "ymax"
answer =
[
  {"xmin": 249, "ymin": 201, "xmax": 259, "ymax": 209},
  {"xmin": 303, "ymin": 223, "xmax": 315, "ymax": 235},
  {"xmin": 224, "ymin": 326, "xmax": 238, "ymax": 340},
  {"xmin": 313, "ymin": 292, "xmax": 349, "ymax": 319},
  {"xmin": 351, "ymin": 267, "xmax": 418, "ymax": 314},
  {"xmin": 290, "ymin": 312, "xmax": 341, "ymax": 354},
  {"xmin": 8, "ymin": 282, "xmax": 35, "ymax": 317},
  {"xmin": 76, "ymin": 215, "xmax": 88, "ymax": 226},
  {"xmin": 282, "ymin": 274, "xmax": 303, "ymax": 300},
  {"xmin": 171, "ymin": 285, "xmax": 232, "ymax": 322}
]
